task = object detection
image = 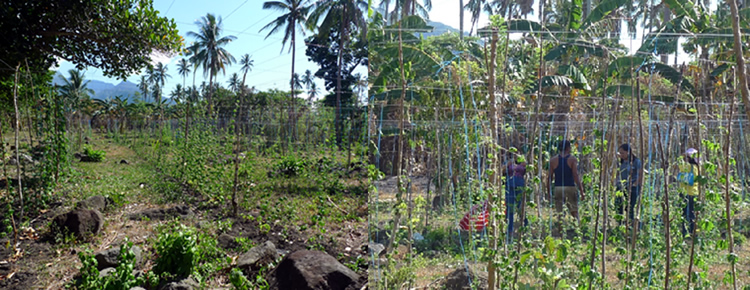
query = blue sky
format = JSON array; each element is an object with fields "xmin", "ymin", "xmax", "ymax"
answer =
[{"xmin": 55, "ymin": 0, "xmax": 338, "ymax": 100}]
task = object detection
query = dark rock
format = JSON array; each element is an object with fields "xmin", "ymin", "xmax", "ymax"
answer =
[
  {"xmin": 268, "ymin": 250, "xmax": 360, "ymax": 290},
  {"xmin": 79, "ymin": 154, "xmax": 99, "ymax": 162},
  {"xmin": 160, "ymin": 277, "xmax": 199, "ymax": 290},
  {"xmin": 95, "ymin": 245, "xmax": 143, "ymax": 270},
  {"xmin": 76, "ymin": 195, "xmax": 107, "ymax": 212},
  {"xmin": 52, "ymin": 209, "xmax": 103, "ymax": 240},
  {"xmin": 127, "ymin": 205, "xmax": 194, "ymax": 221},
  {"xmin": 237, "ymin": 241, "xmax": 278, "ymax": 272},
  {"xmin": 120, "ymin": 159, "xmax": 129, "ymax": 164},
  {"xmin": 441, "ymin": 267, "xmax": 488, "ymax": 290},
  {"xmin": 99, "ymin": 267, "xmax": 116, "ymax": 278},
  {"xmin": 217, "ymin": 233, "xmax": 238, "ymax": 249},
  {"xmin": 8, "ymin": 153, "xmax": 35, "ymax": 166},
  {"xmin": 371, "ymin": 229, "xmax": 389, "ymax": 244}
]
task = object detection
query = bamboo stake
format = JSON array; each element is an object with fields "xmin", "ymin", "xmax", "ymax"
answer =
[
  {"xmin": 13, "ymin": 64, "xmax": 24, "ymax": 222},
  {"xmin": 0, "ymin": 103, "xmax": 17, "ymax": 248},
  {"xmin": 387, "ymin": 17, "xmax": 407, "ymax": 257},
  {"xmin": 627, "ymin": 70, "xmax": 646, "ymax": 284},
  {"xmin": 487, "ymin": 25, "xmax": 499, "ymax": 290},
  {"xmin": 655, "ymin": 109, "xmax": 675, "ymax": 289},
  {"xmin": 687, "ymin": 83, "xmax": 704, "ymax": 289},
  {"xmin": 231, "ymin": 93, "xmax": 244, "ymax": 217},
  {"xmin": 722, "ymin": 95, "xmax": 738, "ymax": 290}
]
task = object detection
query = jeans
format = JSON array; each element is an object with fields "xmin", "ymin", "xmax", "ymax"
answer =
[
  {"xmin": 682, "ymin": 194, "xmax": 696, "ymax": 236},
  {"xmin": 506, "ymin": 176, "xmax": 527, "ymax": 242},
  {"xmin": 615, "ymin": 186, "xmax": 640, "ymax": 223}
]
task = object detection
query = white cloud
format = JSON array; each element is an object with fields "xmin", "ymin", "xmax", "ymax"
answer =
[{"xmin": 149, "ymin": 51, "xmax": 176, "ymax": 66}]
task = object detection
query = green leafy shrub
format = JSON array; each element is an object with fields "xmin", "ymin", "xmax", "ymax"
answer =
[
  {"xmin": 270, "ymin": 155, "xmax": 307, "ymax": 178},
  {"xmin": 153, "ymin": 225, "xmax": 198, "ymax": 278},
  {"xmin": 229, "ymin": 268, "xmax": 252, "ymax": 290},
  {"xmin": 77, "ymin": 240, "xmax": 143, "ymax": 289},
  {"xmin": 83, "ymin": 145, "xmax": 106, "ymax": 162},
  {"xmin": 193, "ymin": 230, "xmax": 229, "ymax": 283}
]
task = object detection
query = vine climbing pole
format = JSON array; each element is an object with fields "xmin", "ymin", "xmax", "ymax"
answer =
[
  {"xmin": 387, "ymin": 17, "xmax": 407, "ymax": 258},
  {"xmin": 486, "ymin": 25, "xmax": 499, "ymax": 290},
  {"xmin": 687, "ymin": 87, "xmax": 704, "ymax": 289},
  {"xmin": 13, "ymin": 64, "xmax": 24, "ymax": 222},
  {"xmin": 722, "ymin": 97, "xmax": 738, "ymax": 290}
]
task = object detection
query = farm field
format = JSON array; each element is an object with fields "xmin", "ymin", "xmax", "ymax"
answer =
[
  {"xmin": 4, "ymin": 0, "xmax": 750, "ymax": 289},
  {"xmin": 0, "ymin": 127, "xmax": 369, "ymax": 289},
  {"xmin": 367, "ymin": 0, "xmax": 750, "ymax": 288}
]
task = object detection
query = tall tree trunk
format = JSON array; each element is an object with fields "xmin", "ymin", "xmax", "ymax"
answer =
[
  {"xmin": 659, "ymin": 6, "xmax": 672, "ymax": 64},
  {"xmin": 384, "ymin": 0, "xmax": 390, "ymax": 23},
  {"xmin": 208, "ymin": 72, "xmax": 214, "ymax": 117},
  {"xmin": 728, "ymin": 0, "xmax": 750, "ymax": 124},
  {"xmin": 459, "ymin": 0, "xmax": 464, "ymax": 40}
]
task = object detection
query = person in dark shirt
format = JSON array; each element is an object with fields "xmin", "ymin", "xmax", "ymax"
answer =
[
  {"xmin": 547, "ymin": 140, "xmax": 585, "ymax": 237},
  {"xmin": 616, "ymin": 143, "xmax": 643, "ymax": 230},
  {"xmin": 504, "ymin": 151, "xmax": 527, "ymax": 242}
]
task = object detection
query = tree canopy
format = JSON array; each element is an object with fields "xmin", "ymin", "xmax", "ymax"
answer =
[{"xmin": 0, "ymin": 0, "xmax": 182, "ymax": 80}]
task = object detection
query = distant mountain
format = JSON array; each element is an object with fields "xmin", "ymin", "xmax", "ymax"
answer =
[
  {"xmin": 52, "ymin": 73, "xmax": 143, "ymax": 103},
  {"xmin": 424, "ymin": 20, "xmax": 469, "ymax": 38}
]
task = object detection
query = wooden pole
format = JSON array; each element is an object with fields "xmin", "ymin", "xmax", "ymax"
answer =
[
  {"xmin": 13, "ymin": 64, "xmax": 24, "ymax": 222},
  {"xmin": 487, "ymin": 26, "xmax": 499, "ymax": 290},
  {"xmin": 722, "ymin": 95, "xmax": 738, "ymax": 290},
  {"xmin": 727, "ymin": 0, "xmax": 750, "ymax": 123}
]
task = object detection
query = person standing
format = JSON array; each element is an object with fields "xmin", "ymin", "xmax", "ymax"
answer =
[
  {"xmin": 616, "ymin": 143, "xmax": 643, "ymax": 229},
  {"xmin": 547, "ymin": 140, "xmax": 585, "ymax": 237},
  {"xmin": 676, "ymin": 147, "xmax": 699, "ymax": 237},
  {"xmin": 504, "ymin": 151, "xmax": 527, "ymax": 242}
]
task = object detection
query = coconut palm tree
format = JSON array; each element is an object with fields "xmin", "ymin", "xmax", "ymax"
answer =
[
  {"xmin": 171, "ymin": 84, "xmax": 184, "ymax": 103},
  {"xmin": 464, "ymin": 0, "xmax": 492, "ymax": 36},
  {"xmin": 177, "ymin": 59, "xmax": 191, "ymax": 89},
  {"xmin": 150, "ymin": 62, "xmax": 170, "ymax": 104},
  {"xmin": 261, "ymin": 0, "xmax": 313, "ymax": 141},
  {"xmin": 138, "ymin": 75, "xmax": 151, "ymax": 102},
  {"xmin": 59, "ymin": 69, "xmax": 95, "ymax": 128},
  {"xmin": 176, "ymin": 58, "xmax": 191, "ymax": 105},
  {"xmin": 292, "ymin": 73, "xmax": 304, "ymax": 91},
  {"xmin": 308, "ymin": 81, "xmax": 319, "ymax": 104},
  {"xmin": 228, "ymin": 73, "xmax": 241, "ymax": 92},
  {"xmin": 302, "ymin": 69, "xmax": 313, "ymax": 91},
  {"xmin": 239, "ymin": 54, "xmax": 254, "ymax": 89},
  {"xmin": 187, "ymin": 13, "xmax": 237, "ymax": 115},
  {"xmin": 59, "ymin": 69, "xmax": 94, "ymax": 111}
]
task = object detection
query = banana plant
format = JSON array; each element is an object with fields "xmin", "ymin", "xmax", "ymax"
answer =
[
  {"xmin": 369, "ymin": 15, "xmax": 440, "ymax": 91},
  {"xmin": 504, "ymin": 0, "xmax": 630, "ymax": 99}
]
